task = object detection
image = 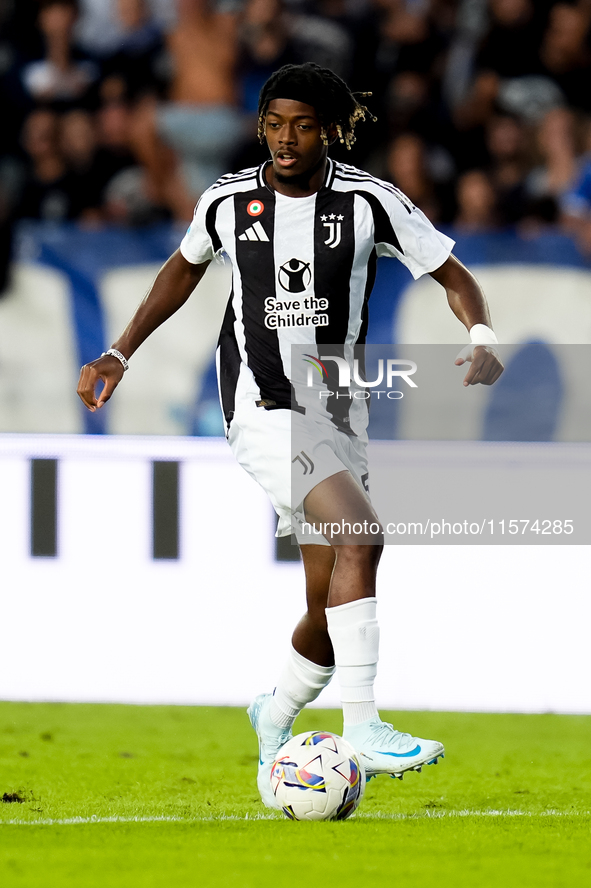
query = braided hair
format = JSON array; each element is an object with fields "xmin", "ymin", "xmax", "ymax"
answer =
[{"xmin": 257, "ymin": 63, "xmax": 375, "ymax": 151}]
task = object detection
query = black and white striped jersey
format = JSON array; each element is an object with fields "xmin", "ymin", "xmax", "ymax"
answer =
[{"xmin": 180, "ymin": 158, "xmax": 454, "ymax": 435}]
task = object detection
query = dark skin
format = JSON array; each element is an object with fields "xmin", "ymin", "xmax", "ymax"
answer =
[{"xmin": 77, "ymin": 98, "xmax": 504, "ymax": 668}]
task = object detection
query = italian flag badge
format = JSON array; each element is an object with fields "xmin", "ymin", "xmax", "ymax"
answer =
[{"xmin": 247, "ymin": 200, "xmax": 264, "ymax": 216}]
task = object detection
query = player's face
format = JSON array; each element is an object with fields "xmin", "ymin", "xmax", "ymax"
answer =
[{"xmin": 265, "ymin": 99, "xmax": 327, "ymax": 183}]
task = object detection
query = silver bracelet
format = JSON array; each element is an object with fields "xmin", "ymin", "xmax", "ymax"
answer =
[{"xmin": 102, "ymin": 348, "xmax": 129, "ymax": 372}]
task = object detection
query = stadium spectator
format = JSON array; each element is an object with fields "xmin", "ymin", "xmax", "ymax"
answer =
[
  {"xmin": 307, "ymin": 0, "xmax": 380, "ymax": 90},
  {"xmin": 74, "ymin": 0, "xmax": 175, "ymax": 60},
  {"xmin": 454, "ymin": 169, "xmax": 498, "ymax": 232},
  {"xmin": 17, "ymin": 107, "xmax": 76, "ymax": 220},
  {"xmin": 525, "ymin": 106, "xmax": 578, "ymax": 201},
  {"xmin": 95, "ymin": 91, "xmax": 167, "ymax": 225},
  {"xmin": 0, "ymin": 0, "xmax": 44, "ymax": 154},
  {"xmin": 477, "ymin": 0, "xmax": 543, "ymax": 80},
  {"xmin": 128, "ymin": 0, "xmax": 241, "ymax": 217},
  {"xmin": 74, "ymin": 0, "xmax": 134, "ymax": 58},
  {"xmin": 515, "ymin": 106, "xmax": 578, "ymax": 235},
  {"xmin": 21, "ymin": 0, "xmax": 99, "ymax": 107},
  {"xmin": 60, "ymin": 107, "xmax": 134, "ymax": 220},
  {"xmin": 59, "ymin": 108, "xmax": 103, "ymax": 219},
  {"xmin": 451, "ymin": 0, "xmax": 554, "ymax": 167},
  {"xmin": 287, "ymin": 4, "xmax": 353, "ymax": 80},
  {"xmin": 485, "ymin": 114, "xmax": 528, "ymax": 224},
  {"xmin": 235, "ymin": 0, "xmax": 355, "ymax": 171},
  {"xmin": 102, "ymin": 164, "xmax": 166, "ymax": 226},
  {"xmin": 99, "ymin": 0, "xmax": 167, "ymax": 102},
  {"xmin": 538, "ymin": 3, "xmax": 591, "ymax": 113},
  {"xmin": 1, "ymin": 0, "xmax": 591, "ymax": 247},
  {"xmin": 375, "ymin": 0, "xmax": 444, "ymax": 79},
  {"xmin": 238, "ymin": 0, "xmax": 296, "ymax": 116},
  {"xmin": 386, "ymin": 70, "xmax": 437, "ymax": 142},
  {"xmin": 96, "ymin": 100, "xmax": 136, "ymax": 168},
  {"xmin": 382, "ymin": 67, "xmax": 457, "ymax": 190},
  {"xmin": 155, "ymin": 0, "xmax": 239, "ymax": 184},
  {"xmin": 238, "ymin": 0, "xmax": 353, "ymax": 110},
  {"xmin": 385, "ymin": 132, "xmax": 442, "ymax": 222}
]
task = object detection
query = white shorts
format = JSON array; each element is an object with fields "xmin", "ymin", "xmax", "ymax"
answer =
[{"xmin": 227, "ymin": 402, "xmax": 369, "ymax": 544}]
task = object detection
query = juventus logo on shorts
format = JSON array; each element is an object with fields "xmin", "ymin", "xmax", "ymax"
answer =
[
  {"xmin": 292, "ymin": 451, "xmax": 315, "ymax": 475},
  {"xmin": 320, "ymin": 214, "xmax": 344, "ymax": 249}
]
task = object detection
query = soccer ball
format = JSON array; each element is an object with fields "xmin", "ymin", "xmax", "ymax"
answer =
[{"xmin": 270, "ymin": 731, "xmax": 365, "ymax": 821}]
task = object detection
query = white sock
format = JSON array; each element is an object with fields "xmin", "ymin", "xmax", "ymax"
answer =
[
  {"xmin": 270, "ymin": 646, "xmax": 336, "ymax": 729},
  {"xmin": 326, "ymin": 597, "xmax": 380, "ymax": 727}
]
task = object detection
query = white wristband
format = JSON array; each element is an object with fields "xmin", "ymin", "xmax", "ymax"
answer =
[
  {"xmin": 469, "ymin": 324, "xmax": 498, "ymax": 345},
  {"xmin": 102, "ymin": 348, "xmax": 129, "ymax": 371}
]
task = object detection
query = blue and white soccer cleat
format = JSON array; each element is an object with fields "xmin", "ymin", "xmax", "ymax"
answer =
[
  {"xmin": 343, "ymin": 718, "xmax": 444, "ymax": 779},
  {"xmin": 247, "ymin": 693, "xmax": 293, "ymax": 809}
]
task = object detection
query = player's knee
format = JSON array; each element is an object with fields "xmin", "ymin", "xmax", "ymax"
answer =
[
  {"xmin": 327, "ymin": 516, "xmax": 384, "ymax": 548},
  {"xmin": 334, "ymin": 542, "xmax": 383, "ymax": 571}
]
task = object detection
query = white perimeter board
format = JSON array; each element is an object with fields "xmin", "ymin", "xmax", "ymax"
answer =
[{"xmin": 0, "ymin": 435, "xmax": 588, "ymax": 714}]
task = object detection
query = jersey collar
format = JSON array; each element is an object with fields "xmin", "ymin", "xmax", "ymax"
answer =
[{"xmin": 259, "ymin": 157, "xmax": 335, "ymax": 194}]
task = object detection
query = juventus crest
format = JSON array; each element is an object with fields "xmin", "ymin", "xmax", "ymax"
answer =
[{"xmin": 320, "ymin": 214, "xmax": 344, "ymax": 249}]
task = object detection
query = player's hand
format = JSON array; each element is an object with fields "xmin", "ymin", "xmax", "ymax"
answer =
[
  {"xmin": 455, "ymin": 344, "xmax": 504, "ymax": 386},
  {"xmin": 77, "ymin": 354, "xmax": 125, "ymax": 411}
]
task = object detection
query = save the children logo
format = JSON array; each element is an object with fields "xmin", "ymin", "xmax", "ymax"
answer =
[
  {"xmin": 278, "ymin": 258, "xmax": 312, "ymax": 293},
  {"xmin": 264, "ymin": 296, "xmax": 328, "ymax": 329}
]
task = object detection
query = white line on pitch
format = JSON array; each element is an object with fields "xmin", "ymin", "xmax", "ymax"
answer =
[
  {"xmin": 356, "ymin": 809, "xmax": 589, "ymax": 820},
  {"xmin": 0, "ymin": 816, "xmax": 186, "ymax": 826},
  {"xmin": 0, "ymin": 810, "xmax": 588, "ymax": 826},
  {"xmin": 0, "ymin": 814, "xmax": 278, "ymax": 826}
]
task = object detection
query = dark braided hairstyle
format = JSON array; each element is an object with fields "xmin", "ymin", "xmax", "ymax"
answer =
[{"xmin": 257, "ymin": 63, "xmax": 375, "ymax": 151}]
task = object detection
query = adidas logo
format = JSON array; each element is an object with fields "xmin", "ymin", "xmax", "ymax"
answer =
[{"xmin": 238, "ymin": 221, "xmax": 269, "ymax": 242}]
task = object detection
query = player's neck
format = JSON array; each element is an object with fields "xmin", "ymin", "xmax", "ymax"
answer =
[{"xmin": 265, "ymin": 156, "xmax": 327, "ymax": 198}]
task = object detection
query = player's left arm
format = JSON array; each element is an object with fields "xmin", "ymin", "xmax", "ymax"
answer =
[{"xmin": 429, "ymin": 254, "xmax": 504, "ymax": 386}]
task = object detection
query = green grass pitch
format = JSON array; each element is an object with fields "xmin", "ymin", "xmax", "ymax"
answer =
[{"xmin": 1, "ymin": 703, "xmax": 589, "ymax": 887}]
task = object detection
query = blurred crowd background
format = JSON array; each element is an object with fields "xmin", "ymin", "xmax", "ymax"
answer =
[
  {"xmin": 1, "ymin": 3, "xmax": 588, "ymax": 714},
  {"xmin": 2, "ymin": 0, "xmax": 591, "ymax": 270}
]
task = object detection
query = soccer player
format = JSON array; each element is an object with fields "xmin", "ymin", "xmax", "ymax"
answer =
[{"xmin": 77, "ymin": 63, "xmax": 504, "ymax": 808}]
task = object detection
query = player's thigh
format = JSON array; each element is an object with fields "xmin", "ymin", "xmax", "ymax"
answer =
[
  {"xmin": 303, "ymin": 470, "xmax": 383, "ymax": 546},
  {"xmin": 304, "ymin": 426, "xmax": 381, "ymax": 541}
]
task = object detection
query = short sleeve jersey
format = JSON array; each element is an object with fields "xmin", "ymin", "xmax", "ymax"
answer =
[{"xmin": 180, "ymin": 159, "xmax": 454, "ymax": 434}]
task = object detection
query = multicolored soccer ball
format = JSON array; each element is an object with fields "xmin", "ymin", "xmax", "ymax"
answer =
[{"xmin": 270, "ymin": 731, "xmax": 365, "ymax": 821}]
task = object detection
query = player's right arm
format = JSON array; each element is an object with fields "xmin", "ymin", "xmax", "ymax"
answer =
[{"xmin": 77, "ymin": 250, "xmax": 210, "ymax": 412}]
